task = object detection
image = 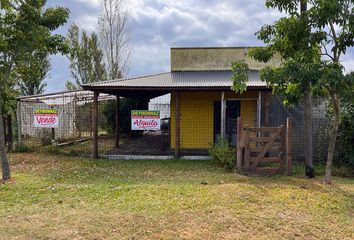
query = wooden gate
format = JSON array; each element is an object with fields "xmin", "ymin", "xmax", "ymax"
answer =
[{"xmin": 236, "ymin": 117, "xmax": 292, "ymax": 175}]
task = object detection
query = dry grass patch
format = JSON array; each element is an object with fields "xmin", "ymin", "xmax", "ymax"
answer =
[{"xmin": 0, "ymin": 153, "xmax": 353, "ymax": 240}]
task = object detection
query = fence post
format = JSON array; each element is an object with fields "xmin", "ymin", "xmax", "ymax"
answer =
[
  {"xmin": 16, "ymin": 101, "xmax": 22, "ymax": 147},
  {"xmin": 236, "ymin": 117, "xmax": 243, "ymax": 171},
  {"xmin": 50, "ymin": 106, "xmax": 55, "ymax": 142},
  {"xmin": 244, "ymin": 125, "xmax": 250, "ymax": 169},
  {"xmin": 92, "ymin": 91, "xmax": 99, "ymax": 159},
  {"xmin": 115, "ymin": 95, "xmax": 120, "ymax": 148},
  {"xmin": 287, "ymin": 117, "xmax": 293, "ymax": 175},
  {"xmin": 280, "ymin": 125, "xmax": 286, "ymax": 173}
]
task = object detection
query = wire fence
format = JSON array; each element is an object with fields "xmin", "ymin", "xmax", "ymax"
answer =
[{"xmin": 13, "ymin": 89, "xmax": 330, "ymax": 161}]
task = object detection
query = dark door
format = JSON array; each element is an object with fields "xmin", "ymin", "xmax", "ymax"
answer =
[{"xmin": 214, "ymin": 100, "xmax": 240, "ymax": 146}]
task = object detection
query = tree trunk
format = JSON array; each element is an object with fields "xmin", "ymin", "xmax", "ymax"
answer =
[
  {"xmin": 325, "ymin": 95, "xmax": 341, "ymax": 184},
  {"xmin": 300, "ymin": 0, "xmax": 314, "ymax": 178},
  {"xmin": 325, "ymin": 118, "xmax": 339, "ymax": 184},
  {"xmin": 2, "ymin": 116, "xmax": 7, "ymax": 145},
  {"xmin": 304, "ymin": 90, "xmax": 314, "ymax": 178},
  {"xmin": 0, "ymin": 105, "xmax": 11, "ymax": 181},
  {"xmin": 6, "ymin": 115, "xmax": 13, "ymax": 152}
]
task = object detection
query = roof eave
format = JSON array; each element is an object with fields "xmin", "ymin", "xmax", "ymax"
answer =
[{"xmin": 81, "ymin": 85, "xmax": 270, "ymax": 91}]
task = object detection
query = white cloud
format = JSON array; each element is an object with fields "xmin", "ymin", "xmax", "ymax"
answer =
[
  {"xmin": 74, "ymin": 14, "xmax": 98, "ymax": 33},
  {"xmin": 73, "ymin": 0, "xmax": 100, "ymax": 8}
]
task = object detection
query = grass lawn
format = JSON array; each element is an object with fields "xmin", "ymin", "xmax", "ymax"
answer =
[{"xmin": 0, "ymin": 153, "xmax": 353, "ymax": 240}]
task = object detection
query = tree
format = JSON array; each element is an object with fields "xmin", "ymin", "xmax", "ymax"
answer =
[
  {"xmin": 66, "ymin": 24, "xmax": 106, "ymax": 90},
  {"xmin": 0, "ymin": 0, "xmax": 69, "ymax": 181},
  {"xmin": 98, "ymin": 0, "xmax": 131, "ymax": 79},
  {"xmin": 231, "ymin": 0, "xmax": 354, "ymax": 183},
  {"xmin": 17, "ymin": 51, "xmax": 49, "ymax": 95}
]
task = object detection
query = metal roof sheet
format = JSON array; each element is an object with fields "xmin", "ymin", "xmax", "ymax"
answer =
[{"xmin": 82, "ymin": 70, "xmax": 266, "ymax": 89}]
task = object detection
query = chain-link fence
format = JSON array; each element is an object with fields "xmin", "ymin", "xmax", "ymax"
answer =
[{"xmin": 15, "ymin": 89, "xmax": 329, "ymax": 161}]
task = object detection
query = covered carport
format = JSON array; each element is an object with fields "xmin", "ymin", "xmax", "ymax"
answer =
[{"xmin": 82, "ymin": 70, "xmax": 267, "ymax": 159}]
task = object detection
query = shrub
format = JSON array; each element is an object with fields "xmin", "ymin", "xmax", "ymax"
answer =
[
  {"xmin": 335, "ymin": 103, "xmax": 354, "ymax": 170},
  {"xmin": 14, "ymin": 144, "xmax": 31, "ymax": 153},
  {"xmin": 208, "ymin": 139, "xmax": 236, "ymax": 171},
  {"xmin": 46, "ymin": 145, "xmax": 61, "ymax": 155}
]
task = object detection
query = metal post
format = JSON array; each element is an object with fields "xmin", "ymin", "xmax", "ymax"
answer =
[
  {"xmin": 174, "ymin": 91, "xmax": 180, "ymax": 158},
  {"xmin": 51, "ymin": 106, "xmax": 55, "ymax": 142},
  {"xmin": 16, "ymin": 101, "xmax": 22, "ymax": 147},
  {"xmin": 257, "ymin": 91, "xmax": 262, "ymax": 127},
  {"xmin": 236, "ymin": 117, "xmax": 243, "ymax": 171},
  {"xmin": 115, "ymin": 95, "xmax": 120, "ymax": 148},
  {"xmin": 92, "ymin": 91, "xmax": 99, "ymax": 159},
  {"xmin": 221, "ymin": 91, "xmax": 226, "ymax": 140}
]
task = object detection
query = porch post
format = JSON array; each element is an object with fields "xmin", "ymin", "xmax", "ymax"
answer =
[
  {"xmin": 221, "ymin": 91, "xmax": 226, "ymax": 140},
  {"xmin": 92, "ymin": 91, "xmax": 99, "ymax": 159},
  {"xmin": 174, "ymin": 91, "xmax": 180, "ymax": 158},
  {"xmin": 263, "ymin": 91, "xmax": 270, "ymax": 127},
  {"xmin": 115, "ymin": 95, "xmax": 120, "ymax": 148},
  {"xmin": 257, "ymin": 91, "xmax": 262, "ymax": 127},
  {"xmin": 236, "ymin": 117, "xmax": 243, "ymax": 171}
]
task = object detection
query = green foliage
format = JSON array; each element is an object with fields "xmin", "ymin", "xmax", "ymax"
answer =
[
  {"xmin": 101, "ymin": 100, "xmax": 116, "ymax": 134},
  {"xmin": 208, "ymin": 139, "xmax": 235, "ymax": 171},
  {"xmin": 236, "ymin": 0, "xmax": 354, "ymax": 182},
  {"xmin": 66, "ymin": 24, "xmax": 106, "ymax": 89},
  {"xmin": 335, "ymin": 92, "xmax": 354, "ymax": 170},
  {"xmin": 0, "ymin": 0, "xmax": 70, "ymax": 111},
  {"xmin": 46, "ymin": 144, "xmax": 60, "ymax": 155},
  {"xmin": 230, "ymin": 60, "xmax": 248, "ymax": 93},
  {"xmin": 16, "ymin": 51, "xmax": 49, "ymax": 95},
  {"xmin": 14, "ymin": 143, "xmax": 31, "ymax": 153}
]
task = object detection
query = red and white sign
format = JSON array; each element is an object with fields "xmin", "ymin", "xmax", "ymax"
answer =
[
  {"xmin": 131, "ymin": 110, "xmax": 160, "ymax": 130},
  {"xmin": 33, "ymin": 109, "xmax": 59, "ymax": 128}
]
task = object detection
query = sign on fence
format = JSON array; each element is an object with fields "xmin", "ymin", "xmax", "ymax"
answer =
[
  {"xmin": 33, "ymin": 109, "xmax": 59, "ymax": 128},
  {"xmin": 131, "ymin": 110, "xmax": 160, "ymax": 130}
]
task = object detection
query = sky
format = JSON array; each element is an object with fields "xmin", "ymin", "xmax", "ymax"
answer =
[{"xmin": 44, "ymin": 0, "xmax": 354, "ymax": 93}]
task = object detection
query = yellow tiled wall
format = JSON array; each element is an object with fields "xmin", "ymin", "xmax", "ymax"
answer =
[{"xmin": 170, "ymin": 91, "xmax": 257, "ymax": 149}]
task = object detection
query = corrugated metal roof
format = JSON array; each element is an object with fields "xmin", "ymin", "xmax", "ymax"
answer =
[{"xmin": 82, "ymin": 70, "xmax": 266, "ymax": 89}]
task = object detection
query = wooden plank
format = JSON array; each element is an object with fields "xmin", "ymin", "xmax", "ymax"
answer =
[
  {"xmin": 236, "ymin": 117, "xmax": 243, "ymax": 171},
  {"xmin": 250, "ymin": 157, "xmax": 280, "ymax": 163},
  {"xmin": 287, "ymin": 117, "xmax": 293, "ymax": 176},
  {"xmin": 92, "ymin": 91, "xmax": 99, "ymax": 159},
  {"xmin": 244, "ymin": 126, "xmax": 250, "ymax": 169},
  {"xmin": 250, "ymin": 127, "xmax": 282, "ymax": 170},
  {"xmin": 244, "ymin": 127, "xmax": 281, "ymax": 132},
  {"xmin": 57, "ymin": 138, "xmax": 92, "ymax": 147},
  {"xmin": 174, "ymin": 91, "xmax": 180, "ymax": 158},
  {"xmin": 249, "ymin": 147, "xmax": 280, "ymax": 153},
  {"xmin": 115, "ymin": 95, "xmax": 120, "ymax": 148},
  {"xmin": 250, "ymin": 136, "xmax": 281, "ymax": 142},
  {"xmin": 254, "ymin": 167, "xmax": 281, "ymax": 175}
]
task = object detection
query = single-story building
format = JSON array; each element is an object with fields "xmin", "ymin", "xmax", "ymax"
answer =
[{"xmin": 82, "ymin": 47, "xmax": 328, "ymax": 159}]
